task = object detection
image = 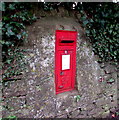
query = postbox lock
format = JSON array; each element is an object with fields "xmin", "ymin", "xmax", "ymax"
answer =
[
  {"xmin": 59, "ymin": 85, "xmax": 64, "ymax": 88},
  {"xmin": 60, "ymin": 71, "xmax": 64, "ymax": 75}
]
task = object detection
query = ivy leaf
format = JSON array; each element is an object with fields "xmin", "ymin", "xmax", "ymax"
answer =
[
  {"xmin": 74, "ymin": 95, "xmax": 81, "ymax": 102},
  {"xmin": 6, "ymin": 30, "xmax": 14, "ymax": 36},
  {"xmin": 114, "ymin": 51, "xmax": 117, "ymax": 55},
  {"xmin": 107, "ymin": 78, "xmax": 115, "ymax": 84},
  {"xmin": 6, "ymin": 59, "xmax": 12, "ymax": 64},
  {"xmin": 81, "ymin": 16, "xmax": 86, "ymax": 21},
  {"xmin": 0, "ymin": 40, "xmax": 5, "ymax": 44},
  {"xmin": 5, "ymin": 41, "xmax": 12, "ymax": 46},
  {"xmin": 8, "ymin": 115, "xmax": 17, "ymax": 119},
  {"xmin": 85, "ymin": 30, "xmax": 90, "ymax": 34},
  {"xmin": 105, "ymin": 48, "xmax": 109, "ymax": 52},
  {"xmin": 17, "ymin": 34, "xmax": 22, "ymax": 40},
  {"xmin": 9, "ymin": 4, "xmax": 15, "ymax": 10},
  {"xmin": 6, "ymin": 26, "xmax": 15, "ymax": 36},
  {"xmin": 90, "ymin": 19, "xmax": 94, "ymax": 23},
  {"xmin": 83, "ymin": 20, "xmax": 89, "ymax": 26}
]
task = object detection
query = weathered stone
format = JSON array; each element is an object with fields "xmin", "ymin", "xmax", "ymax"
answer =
[
  {"xmin": 6, "ymin": 97, "xmax": 26, "ymax": 111},
  {"xmin": 78, "ymin": 110, "xmax": 88, "ymax": 118},
  {"xmin": 95, "ymin": 97, "xmax": 107, "ymax": 106},
  {"xmin": 57, "ymin": 7, "xmax": 69, "ymax": 17},
  {"xmin": 57, "ymin": 114, "xmax": 68, "ymax": 118},
  {"xmin": 104, "ymin": 64, "xmax": 116, "ymax": 74},
  {"xmin": 100, "ymin": 63, "xmax": 105, "ymax": 68},
  {"xmin": 70, "ymin": 110, "xmax": 80, "ymax": 118},
  {"xmin": 104, "ymin": 74, "xmax": 112, "ymax": 81},
  {"xmin": 110, "ymin": 107, "xmax": 116, "ymax": 112},
  {"xmin": 102, "ymin": 104, "xmax": 109, "ymax": 111},
  {"xmin": 22, "ymin": 109, "xmax": 30, "ymax": 115},
  {"xmin": 86, "ymin": 104, "xmax": 95, "ymax": 111},
  {"xmin": 50, "ymin": 9, "xmax": 58, "ymax": 16},
  {"xmin": 75, "ymin": 12, "xmax": 81, "ymax": 20},
  {"xmin": 102, "ymin": 110, "xmax": 110, "ymax": 118},
  {"xmin": 89, "ymin": 107, "xmax": 103, "ymax": 116},
  {"xmin": 111, "ymin": 72, "xmax": 117, "ymax": 81}
]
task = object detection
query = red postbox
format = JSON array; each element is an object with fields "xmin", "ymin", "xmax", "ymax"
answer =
[{"xmin": 55, "ymin": 30, "xmax": 77, "ymax": 94}]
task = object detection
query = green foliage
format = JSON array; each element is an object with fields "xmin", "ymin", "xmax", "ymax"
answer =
[
  {"xmin": 1, "ymin": 115, "xmax": 17, "ymax": 120},
  {"xmin": 79, "ymin": 3, "xmax": 119, "ymax": 63},
  {"xmin": 7, "ymin": 115, "xmax": 17, "ymax": 119},
  {"xmin": 107, "ymin": 78, "xmax": 115, "ymax": 83},
  {"xmin": 2, "ymin": 3, "xmax": 36, "ymax": 80},
  {"xmin": 74, "ymin": 95, "xmax": 81, "ymax": 102}
]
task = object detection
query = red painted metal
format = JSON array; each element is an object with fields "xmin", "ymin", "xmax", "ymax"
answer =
[{"xmin": 55, "ymin": 30, "xmax": 77, "ymax": 94}]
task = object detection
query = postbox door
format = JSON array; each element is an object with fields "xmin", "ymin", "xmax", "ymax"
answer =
[{"xmin": 56, "ymin": 50, "xmax": 74, "ymax": 92}]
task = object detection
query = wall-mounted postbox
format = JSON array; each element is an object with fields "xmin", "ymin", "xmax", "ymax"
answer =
[{"xmin": 55, "ymin": 30, "xmax": 77, "ymax": 94}]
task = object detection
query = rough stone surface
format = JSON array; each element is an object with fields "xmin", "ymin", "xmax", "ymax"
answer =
[{"xmin": 2, "ymin": 14, "xmax": 118, "ymax": 118}]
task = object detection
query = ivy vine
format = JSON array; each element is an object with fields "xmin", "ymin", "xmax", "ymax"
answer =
[{"xmin": 1, "ymin": 2, "xmax": 36, "ymax": 80}]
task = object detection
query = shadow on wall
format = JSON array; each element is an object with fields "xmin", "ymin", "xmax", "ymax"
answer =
[{"xmin": 76, "ymin": 32, "xmax": 103, "ymax": 97}]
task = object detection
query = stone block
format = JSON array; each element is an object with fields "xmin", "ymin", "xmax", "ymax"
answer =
[
  {"xmin": 70, "ymin": 110, "xmax": 80, "ymax": 118},
  {"xmin": 111, "ymin": 72, "xmax": 117, "ymax": 81},
  {"xmin": 101, "ymin": 110, "xmax": 110, "ymax": 118},
  {"xmin": 57, "ymin": 114, "xmax": 68, "ymax": 118},
  {"xmin": 89, "ymin": 107, "xmax": 102, "ymax": 116},
  {"xmin": 104, "ymin": 64, "xmax": 116, "ymax": 74},
  {"xmin": 95, "ymin": 98, "xmax": 106, "ymax": 106}
]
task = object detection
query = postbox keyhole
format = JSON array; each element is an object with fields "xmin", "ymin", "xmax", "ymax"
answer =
[
  {"xmin": 59, "ymin": 85, "xmax": 64, "ymax": 89},
  {"xmin": 60, "ymin": 71, "xmax": 64, "ymax": 75}
]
